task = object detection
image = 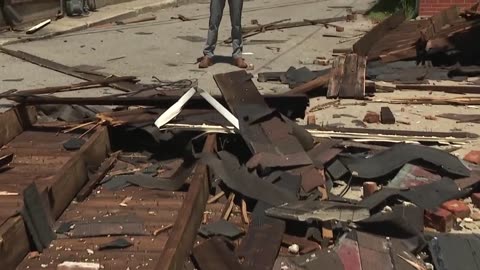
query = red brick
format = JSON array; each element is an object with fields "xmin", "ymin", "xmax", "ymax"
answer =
[
  {"xmin": 441, "ymin": 200, "xmax": 471, "ymax": 218},
  {"xmin": 306, "ymin": 114, "xmax": 316, "ymax": 125},
  {"xmin": 464, "ymin": 150, "xmax": 480, "ymax": 164},
  {"xmin": 363, "ymin": 111, "xmax": 380, "ymax": 124},
  {"xmin": 472, "ymin": 193, "xmax": 480, "ymax": 208},
  {"xmin": 362, "ymin": 181, "xmax": 378, "ymax": 198},
  {"xmin": 425, "ymin": 208, "xmax": 454, "ymax": 232}
]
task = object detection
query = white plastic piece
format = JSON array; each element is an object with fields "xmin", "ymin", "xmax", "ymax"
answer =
[
  {"xmin": 196, "ymin": 88, "xmax": 239, "ymax": 129},
  {"xmin": 154, "ymin": 87, "xmax": 196, "ymax": 128}
]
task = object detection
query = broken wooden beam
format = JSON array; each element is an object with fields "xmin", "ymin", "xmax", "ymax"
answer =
[
  {"xmin": 241, "ymin": 16, "xmax": 348, "ymax": 33},
  {"xmin": 156, "ymin": 134, "xmax": 216, "ymax": 270},
  {"xmin": 8, "ymin": 93, "xmax": 309, "ymax": 119},
  {"xmin": 353, "ymin": 9, "xmax": 406, "ymax": 56},
  {"xmin": 286, "ymin": 72, "xmax": 330, "ymax": 95},
  {"xmin": 76, "ymin": 151, "xmax": 121, "ymax": 202},
  {"xmin": 13, "ymin": 76, "xmax": 137, "ymax": 96},
  {"xmin": 327, "ymin": 57, "xmax": 344, "ymax": 98},
  {"xmin": 159, "ymin": 123, "xmax": 477, "ymax": 144},
  {"xmin": 395, "ymin": 83, "xmax": 480, "ymax": 94},
  {"xmin": 327, "ymin": 54, "xmax": 366, "ymax": 99},
  {"xmin": 0, "ymin": 47, "xmax": 145, "ymax": 92}
]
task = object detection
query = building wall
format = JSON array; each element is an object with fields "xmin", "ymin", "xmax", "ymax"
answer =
[{"xmin": 419, "ymin": 0, "xmax": 478, "ymax": 16}]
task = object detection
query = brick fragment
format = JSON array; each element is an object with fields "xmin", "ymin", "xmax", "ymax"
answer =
[
  {"xmin": 307, "ymin": 114, "xmax": 316, "ymax": 125},
  {"xmin": 425, "ymin": 208, "xmax": 454, "ymax": 232},
  {"xmin": 441, "ymin": 200, "xmax": 471, "ymax": 219},
  {"xmin": 363, "ymin": 111, "xmax": 380, "ymax": 124},
  {"xmin": 464, "ymin": 151, "xmax": 480, "ymax": 164},
  {"xmin": 362, "ymin": 181, "xmax": 378, "ymax": 198}
]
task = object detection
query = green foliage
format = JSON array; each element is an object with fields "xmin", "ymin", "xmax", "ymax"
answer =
[{"xmin": 367, "ymin": 0, "xmax": 417, "ymax": 22}]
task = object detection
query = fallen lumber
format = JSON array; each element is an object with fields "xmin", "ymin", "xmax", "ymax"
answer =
[
  {"xmin": 386, "ymin": 96, "xmax": 480, "ymax": 105},
  {"xmin": 437, "ymin": 113, "xmax": 480, "ymax": 123},
  {"xmin": 6, "ymin": 93, "xmax": 309, "ymax": 119},
  {"xmin": 395, "ymin": 83, "xmax": 480, "ymax": 94},
  {"xmin": 11, "ymin": 76, "xmax": 137, "ymax": 96},
  {"xmin": 353, "ymin": 9, "xmax": 406, "ymax": 56},
  {"xmin": 327, "ymin": 54, "xmax": 366, "ymax": 99},
  {"xmin": 0, "ymin": 47, "xmax": 146, "ymax": 92},
  {"xmin": 76, "ymin": 151, "xmax": 121, "ymax": 202},
  {"xmin": 285, "ymin": 72, "xmax": 330, "ymax": 95},
  {"xmin": 241, "ymin": 16, "xmax": 348, "ymax": 33},
  {"xmin": 156, "ymin": 134, "xmax": 216, "ymax": 270},
  {"xmin": 158, "ymin": 123, "xmax": 477, "ymax": 144}
]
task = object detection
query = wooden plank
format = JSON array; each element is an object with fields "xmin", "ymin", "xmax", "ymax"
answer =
[
  {"xmin": 353, "ymin": 10, "xmax": 406, "ymax": 56},
  {"xmin": 327, "ymin": 57, "xmax": 345, "ymax": 98},
  {"xmin": 396, "ymin": 84, "xmax": 480, "ymax": 94},
  {"xmin": 76, "ymin": 151, "xmax": 120, "ymax": 202},
  {"xmin": 14, "ymin": 76, "xmax": 137, "ymax": 96},
  {"xmin": 354, "ymin": 55, "xmax": 367, "ymax": 99},
  {"xmin": 241, "ymin": 16, "xmax": 348, "ymax": 32},
  {"xmin": 286, "ymin": 72, "xmax": 330, "ymax": 95},
  {"xmin": 156, "ymin": 134, "xmax": 216, "ymax": 270},
  {"xmin": 0, "ymin": 127, "xmax": 110, "ymax": 269},
  {"xmin": 0, "ymin": 106, "xmax": 36, "ymax": 147},
  {"xmin": 0, "ymin": 47, "xmax": 144, "ymax": 92},
  {"xmin": 338, "ymin": 54, "xmax": 358, "ymax": 98}
]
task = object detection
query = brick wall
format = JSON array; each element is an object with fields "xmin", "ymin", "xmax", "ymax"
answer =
[{"xmin": 419, "ymin": 0, "xmax": 478, "ymax": 16}]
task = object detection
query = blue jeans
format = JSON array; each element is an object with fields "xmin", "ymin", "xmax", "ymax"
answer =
[{"xmin": 203, "ymin": 0, "xmax": 243, "ymax": 59}]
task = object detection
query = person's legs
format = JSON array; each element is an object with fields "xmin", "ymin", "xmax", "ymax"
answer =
[
  {"xmin": 228, "ymin": 0, "xmax": 243, "ymax": 59},
  {"xmin": 203, "ymin": 0, "xmax": 226, "ymax": 58}
]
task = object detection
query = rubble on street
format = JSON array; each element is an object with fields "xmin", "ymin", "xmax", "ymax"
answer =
[{"xmin": 1, "ymin": 1, "xmax": 480, "ymax": 270}]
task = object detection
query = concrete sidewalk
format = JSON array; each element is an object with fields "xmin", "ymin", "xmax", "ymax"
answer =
[{"xmin": 0, "ymin": 0, "xmax": 178, "ymax": 46}]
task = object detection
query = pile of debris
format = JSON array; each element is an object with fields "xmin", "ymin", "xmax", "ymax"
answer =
[{"xmin": 2, "ymin": 3, "xmax": 480, "ymax": 270}]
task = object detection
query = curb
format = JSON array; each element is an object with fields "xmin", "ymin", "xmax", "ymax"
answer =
[{"xmin": 0, "ymin": 0, "xmax": 177, "ymax": 46}]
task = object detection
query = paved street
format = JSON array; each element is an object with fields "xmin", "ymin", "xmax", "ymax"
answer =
[{"xmin": 2, "ymin": 0, "xmax": 480, "ymax": 155}]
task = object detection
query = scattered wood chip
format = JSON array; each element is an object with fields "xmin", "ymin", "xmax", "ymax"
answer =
[
  {"xmin": 241, "ymin": 199, "xmax": 250, "ymax": 224},
  {"xmin": 119, "ymin": 196, "xmax": 133, "ymax": 207},
  {"xmin": 397, "ymin": 120, "xmax": 411, "ymax": 125},
  {"xmin": 0, "ymin": 191, "xmax": 19, "ymax": 196},
  {"xmin": 27, "ymin": 251, "xmax": 40, "ymax": 259},
  {"xmin": 107, "ymin": 56, "xmax": 126, "ymax": 62},
  {"xmin": 153, "ymin": 224, "xmax": 174, "ymax": 236},
  {"xmin": 425, "ymin": 115, "xmax": 437, "ymax": 121},
  {"xmin": 207, "ymin": 191, "xmax": 225, "ymax": 204},
  {"xmin": 221, "ymin": 193, "xmax": 235, "ymax": 220}
]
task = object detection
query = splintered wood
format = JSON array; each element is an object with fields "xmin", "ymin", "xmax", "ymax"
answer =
[{"xmin": 327, "ymin": 53, "xmax": 366, "ymax": 99}]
